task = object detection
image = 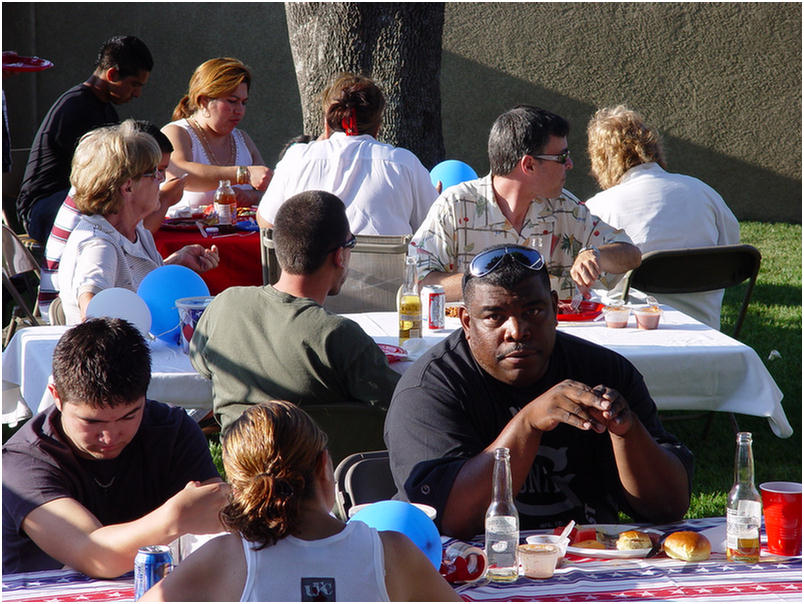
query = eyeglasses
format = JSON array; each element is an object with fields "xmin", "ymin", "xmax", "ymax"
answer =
[
  {"xmin": 330, "ymin": 234, "xmax": 357, "ymax": 253},
  {"xmin": 532, "ymin": 149, "xmax": 571, "ymax": 165},
  {"xmin": 142, "ymin": 168, "xmax": 166, "ymax": 181},
  {"xmin": 468, "ymin": 245, "xmax": 545, "ymax": 278}
]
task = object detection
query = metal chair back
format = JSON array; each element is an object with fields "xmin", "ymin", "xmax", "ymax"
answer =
[
  {"xmin": 3, "ymin": 224, "xmax": 43, "ymax": 345},
  {"xmin": 333, "ymin": 450, "xmax": 396, "ymax": 521},
  {"xmin": 622, "ymin": 244, "xmax": 761, "ymax": 339}
]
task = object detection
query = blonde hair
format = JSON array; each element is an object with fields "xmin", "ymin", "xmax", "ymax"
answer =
[
  {"xmin": 70, "ymin": 119, "xmax": 161, "ymax": 216},
  {"xmin": 587, "ymin": 105, "xmax": 666, "ymax": 190},
  {"xmin": 171, "ymin": 57, "xmax": 252, "ymax": 121},
  {"xmin": 322, "ymin": 72, "xmax": 385, "ymax": 135},
  {"xmin": 220, "ymin": 402, "xmax": 328, "ymax": 549}
]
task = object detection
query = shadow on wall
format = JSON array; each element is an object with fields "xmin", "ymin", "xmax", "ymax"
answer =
[{"xmin": 440, "ymin": 51, "xmax": 800, "ymax": 224}]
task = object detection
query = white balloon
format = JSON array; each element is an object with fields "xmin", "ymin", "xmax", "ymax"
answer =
[{"xmin": 85, "ymin": 288, "xmax": 152, "ymax": 337}]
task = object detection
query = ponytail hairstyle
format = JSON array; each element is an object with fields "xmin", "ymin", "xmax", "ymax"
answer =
[
  {"xmin": 322, "ymin": 73, "xmax": 385, "ymax": 136},
  {"xmin": 587, "ymin": 105, "xmax": 666, "ymax": 190},
  {"xmin": 171, "ymin": 57, "xmax": 251, "ymax": 121},
  {"xmin": 220, "ymin": 401, "xmax": 328, "ymax": 549}
]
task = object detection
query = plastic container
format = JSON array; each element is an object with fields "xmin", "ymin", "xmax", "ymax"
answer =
[
  {"xmin": 176, "ymin": 296, "xmax": 215, "ymax": 353},
  {"xmin": 634, "ymin": 305, "xmax": 662, "ymax": 330},
  {"xmin": 517, "ymin": 543, "xmax": 560, "ymax": 579},
  {"xmin": 603, "ymin": 305, "xmax": 630, "ymax": 328}
]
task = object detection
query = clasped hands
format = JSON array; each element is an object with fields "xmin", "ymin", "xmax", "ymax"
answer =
[
  {"xmin": 525, "ymin": 379, "xmax": 634, "ymax": 437},
  {"xmin": 172, "ymin": 244, "xmax": 220, "ymax": 273}
]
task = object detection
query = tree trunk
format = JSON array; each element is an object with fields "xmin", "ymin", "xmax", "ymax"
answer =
[{"xmin": 284, "ymin": 2, "xmax": 445, "ymax": 169}]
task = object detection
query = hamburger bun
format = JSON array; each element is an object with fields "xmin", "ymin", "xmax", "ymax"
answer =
[
  {"xmin": 574, "ymin": 539, "xmax": 606, "ymax": 549},
  {"xmin": 616, "ymin": 530, "xmax": 653, "ymax": 551},
  {"xmin": 663, "ymin": 531, "xmax": 711, "ymax": 561}
]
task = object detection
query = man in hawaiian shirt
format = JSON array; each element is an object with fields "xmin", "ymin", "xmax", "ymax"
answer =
[{"xmin": 411, "ymin": 105, "xmax": 641, "ymax": 301}]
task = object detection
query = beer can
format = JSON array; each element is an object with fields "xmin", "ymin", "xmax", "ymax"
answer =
[
  {"xmin": 439, "ymin": 540, "xmax": 487, "ymax": 583},
  {"xmin": 134, "ymin": 545, "xmax": 173, "ymax": 599},
  {"xmin": 421, "ymin": 285, "xmax": 446, "ymax": 330}
]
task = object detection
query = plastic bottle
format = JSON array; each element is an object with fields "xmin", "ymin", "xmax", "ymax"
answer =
[
  {"xmin": 485, "ymin": 447, "xmax": 519, "ymax": 582},
  {"xmin": 726, "ymin": 431, "xmax": 762, "ymax": 562},
  {"xmin": 213, "ymin": 179, "xmax": 237, "ymax": 226},
  {"xmin": 398, "ymin": 256, "xmax": 421, "ymax": 343}
]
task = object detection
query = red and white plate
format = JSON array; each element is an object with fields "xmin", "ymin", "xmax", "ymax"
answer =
[
  {"xmin": 3, "ymin": 53, "xmax": 54, "ymax": 72},
  {"xmin": 557, "ymin": 300, "xmax": 604, "ymax": 322},
  {"xmin": 377, "ymin": 343, "xmax": 408, "ymax": 363}
]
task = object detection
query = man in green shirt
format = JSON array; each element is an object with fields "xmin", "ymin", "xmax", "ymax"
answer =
[{"xmin": 190, "ymin": 190, "xmax": 399, "ymax": 432}]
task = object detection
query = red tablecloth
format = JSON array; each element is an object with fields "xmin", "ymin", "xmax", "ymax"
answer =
[{"xmin": 153, "ymin": 228, "xmax": 262, "ymax": 295}]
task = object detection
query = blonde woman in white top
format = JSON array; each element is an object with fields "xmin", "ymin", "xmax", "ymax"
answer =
[
  {"xmin": 162, "ymin": 58, "xmax": 272, "ymax": 216},
  {"xmin": 141, "ymin": 401, "xmax": 459, "ymax": 602}
]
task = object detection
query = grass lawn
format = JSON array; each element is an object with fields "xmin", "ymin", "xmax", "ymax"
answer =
[{"xmin": 658, "ymin": 222, "xmax": 801, "ymax": 518}]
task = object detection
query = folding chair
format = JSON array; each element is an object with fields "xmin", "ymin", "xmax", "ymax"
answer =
[
  {"xmin": 333, "ymin": 450, "xmax": 396, "ymax": 521},
  {"xmin": 621, "ymin": 244, "xmax": 762, "ymax": 435},
  {"xmin": 260, "ymin": 229, "xmax": 411, "ymax": 313},
  {"xmin": 3, "ymin": 224, "xmax": 43, "ymax": 346}
]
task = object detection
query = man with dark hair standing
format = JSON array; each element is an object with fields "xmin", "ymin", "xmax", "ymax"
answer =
[
  {"xmin": 190, "ymin": 190, "xmax": 399, "ymax": 432},
  {"xmin": 411, "ymin": 105, "xmax": 641, "ymax": 301},
  {"xmin": 2, "ymin": 318, "xmax": 227, "ymax": 577},
  {"xmin": 16, "ymin": 35, "xmax": 153, "ymax": 243},
  {"xmin": 385, "ymin": 245, "xmax": 692, "ymax": 539}
]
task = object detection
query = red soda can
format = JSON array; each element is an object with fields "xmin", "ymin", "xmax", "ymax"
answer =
[
  {"xmin": 439, "ymin": 540, "xmax": 487, "ymax": 583},
  {"xmin": 421, "ymin": 285, "xmax": 446, "ymax": 329}
]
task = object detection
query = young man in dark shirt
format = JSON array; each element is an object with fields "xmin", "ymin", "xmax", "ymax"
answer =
[
  {"xmin": 385, "ymin": 244, "xmax": 693, "ymax": 539},
  {"xmin": 16, "ymin": 35, "xmax": 152, "ymax": 243},
  {"xmin": 2, "ymin": 318, "xmax": 228, "ymax": 577}
]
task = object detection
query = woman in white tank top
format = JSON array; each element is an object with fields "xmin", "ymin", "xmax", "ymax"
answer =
[
  {"xmin": 162, "ymin": 58, "xmax": 273, "ymax": 217},
  {"xmin": 140, "ymin": 401, "xmax": 459, "ymax": 602}
]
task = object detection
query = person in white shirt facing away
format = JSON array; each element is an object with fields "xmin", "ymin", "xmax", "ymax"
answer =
[
  {"xmin": 141, "ymin": 401, "xmax": 459, "ymax": 602},
  {"xmin": 257, "ymin": 72, "xmax": 438, "ymax": 236},
  {"xmin": 585, "ymin": 105, "xmax": 740, "ymax": 329}
]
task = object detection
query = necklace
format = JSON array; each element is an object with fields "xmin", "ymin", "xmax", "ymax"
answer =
[
  {"xmin": 93, "ymin": 475, "xmax": 116, "ymax": 489},
  {"xmin": 190, "ymin": 117, "xmax": 234, "ymax": 166}
]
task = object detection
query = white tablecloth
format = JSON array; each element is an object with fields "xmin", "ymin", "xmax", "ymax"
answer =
[
  {"xmin": 2, "ymin": 326, "xmax": 213, "ymax": 426},
  {"xmin": 344, "ymin": 306, "xmax": 792, "ymax": 438}
]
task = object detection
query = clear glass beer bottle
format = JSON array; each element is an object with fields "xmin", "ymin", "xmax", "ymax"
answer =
[
  {"xmin": 726, "ymin": 432, "xmax": 762, "ymax": 562},
  {"xmin": 484, "ymin": 447, "xmax": 519, "ymax": 582}
]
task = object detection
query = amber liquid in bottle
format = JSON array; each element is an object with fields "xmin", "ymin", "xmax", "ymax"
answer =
[{"xmin": 726, "ymin": 432, "xmax": 762, "ymax": 562}]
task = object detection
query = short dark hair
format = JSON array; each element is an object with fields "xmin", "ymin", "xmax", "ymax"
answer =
[
  {"xmin": 488, "ymin": 105, "xmax": 569, "ymax": 175},
  {"xmin": 133, "ymin": 120, "xmax": 173, "ymax": 154},
  {"xmin": 95, "ymin": 35, "xmax": 153, "ymax": 78},
  {"xmin": 52, "ymin": 318, "xmax": 151, "ymax": 408},
  {"xmin": 273, "ymin": 191, "xmax": 350, "ymax": 275},
  {"xmin": 462, "ymin": 244, "xmax": 551, "ymax": 305}
]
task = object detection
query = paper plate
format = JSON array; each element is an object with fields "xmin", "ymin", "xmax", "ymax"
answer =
[
  {"xmin": 557, "ymin": 300, "xmax": 604, "ymax": 322},
  {"xmin": 566, "ymin": 524, "xmax": 658, "ymax": 559},
  {"xmin": 3, "ymin": 54, "xmax": 53, "ymax": 72},
  {"xmin": 377, "ymin": 343, "xmax": 408, "ymax": 363}
]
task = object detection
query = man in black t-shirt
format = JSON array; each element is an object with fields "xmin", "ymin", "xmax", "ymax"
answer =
[
  {"xmin": 385, "ymin": 244, "xmax": 693, "ymax": 539},
  {"xmin": 2, "ymin": 318, "xmax": 228, "ymax": 577},
  {"xmin": 16, "ymin": 35, "xmax": 152, "ymax": 243}
]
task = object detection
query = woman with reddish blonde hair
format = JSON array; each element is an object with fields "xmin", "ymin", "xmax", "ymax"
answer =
[
  {"xmin": 162, "ymin": 58, "xmax": 272, "ymax": 216},
  {"xmin": 257, "ymin": 72, "xmax": 437, "ymax": 236},
  {"xmin": 585, "ymin": 105, "xmax": 739, "ymax": 328},
  {"xmin": 141, "ymin": 401, "xmax": 459, "ymax": 602}
]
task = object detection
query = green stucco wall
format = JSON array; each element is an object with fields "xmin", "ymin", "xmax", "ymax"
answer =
[{"xmin": 3, "ymin": 2, "xmax": 800, "ymax": 223}]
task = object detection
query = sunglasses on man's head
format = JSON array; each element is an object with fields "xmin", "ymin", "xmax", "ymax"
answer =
[{"xmin": 468, "ymin": 246, "xmax": 545, "ymax": 278}]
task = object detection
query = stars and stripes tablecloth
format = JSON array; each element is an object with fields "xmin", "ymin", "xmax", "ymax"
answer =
[
  {"xmin": 457, "ymin": 518, "xmax": 802, "ymax": 602},
  {"xmin": 2, "ymin": 569, "xmax": 134, "ymax": 602}
]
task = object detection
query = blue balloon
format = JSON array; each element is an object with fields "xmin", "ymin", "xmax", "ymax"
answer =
[
  {"xmin": 137, "ymin": 265, "xmax": 209, "ymax": 344},
  {"xmin": 430, "ymin": 160, "xmax": 478, "ymax": 190},
  {"xmin": 349, "ymin": 500, "xmax": 442, "ymax": 569}
]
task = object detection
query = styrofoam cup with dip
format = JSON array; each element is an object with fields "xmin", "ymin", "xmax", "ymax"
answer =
[
  {"xmin": 517, "ymin": 543, "xmax": 560, "ymax": 579},
  {"xmin": 525, "ymin": 534, "xmax": 569, "ymax": 558},
  {"xmin": 603, "ymin": 305, "xmax": 630, "ymax": 328},
  {"xmin": 634, "ymin": 305, "xmax": 662, "ymax": 330}
]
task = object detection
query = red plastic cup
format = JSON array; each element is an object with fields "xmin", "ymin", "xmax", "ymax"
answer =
[{"xmin": 760, "ymin": 481, "xmax": 802, "ymax": 556}]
